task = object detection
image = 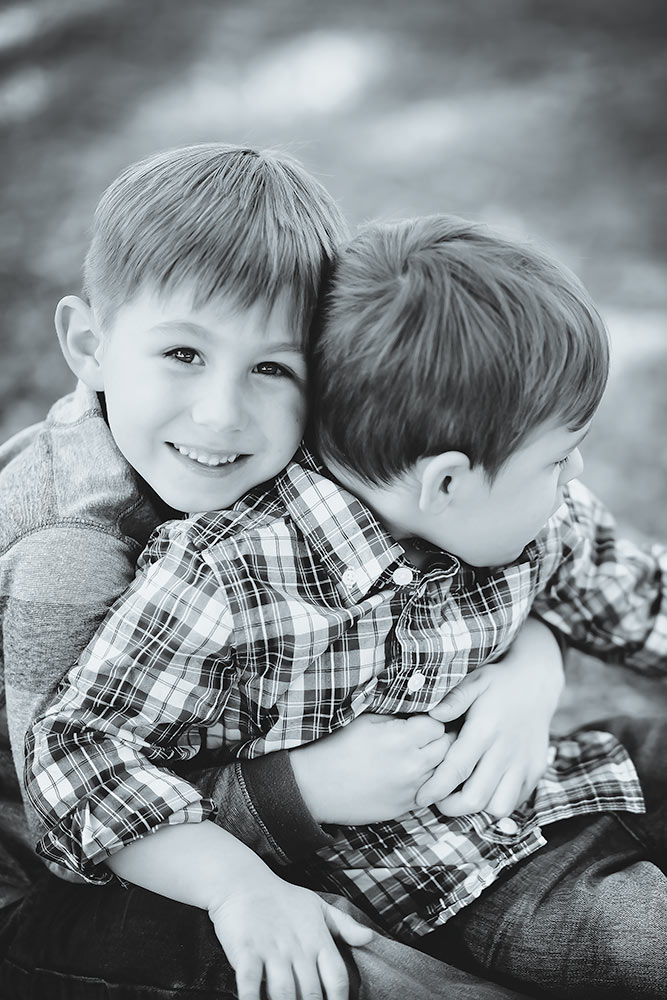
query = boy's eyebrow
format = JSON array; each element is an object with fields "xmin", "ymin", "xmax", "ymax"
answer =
[{"xmin": 149, "ymin": 320, "xmax": 302, "ymax": 353}]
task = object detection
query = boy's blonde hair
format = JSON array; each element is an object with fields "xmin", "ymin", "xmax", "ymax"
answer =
[
  {"xmin": 310, "ymin": 214, "xmax": 609, "ymax": 483},
  {"xmin": 83, "ymin": 143, "xmax": 347, "ymax": 340}
]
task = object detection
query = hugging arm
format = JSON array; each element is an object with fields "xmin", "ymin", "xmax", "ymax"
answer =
[
  {"xmin": 238, "ymin": 619, "xmax": 562, "ymax": 831},
  {"xmin": 25, "ymin": 535, "xmax": 372, "ymax": 1000}
]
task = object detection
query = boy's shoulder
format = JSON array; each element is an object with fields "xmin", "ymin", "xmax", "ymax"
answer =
[
  {"xmin": 0, "ymin": 382, "xmax": 162, "ymax": 556},
  {"xmin": 148, "ymin": 474, "xmax": 300, "ymax": 563},
  {"xmin": 145, "ymin": 451, "xmax": 406, "ymax": 595}
]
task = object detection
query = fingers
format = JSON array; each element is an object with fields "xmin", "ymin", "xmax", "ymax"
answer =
[
  {"xmin": 403, "ymin": 713, "xmax": 446, "ymax": 746},
  {"xmin": 428, "ymin": 672, "xmax": 487, "ymax": 723},
  {"xmin": 415, "ymin": 724, "xmax": 491, "ymax": 806},
  {"xmin": 235, "ymin": 955, "xmax": 266, "ymax": 1000},
  {"xmin": 294, "ymin": 959, "xmax": 328, "ymax": 1000},
  {"xmin": 418, "ymin": 730, "xmax": 456, "ymax": 771},
  {"xmin": 235, "ymin": 937, "xmax": 352, "ymax": 1000},
  {"xmin": 435, "ymin": 746, "xmax": 506, "ymax": 815},
  {"xmin": 317, "ymin": 946, "xmax": 351, "ymax": 1000},
  {"xmin": 434, "ymin": 747, "xmax": 525, "ymax": 817},
  {"xmin": 264, "ymin": 961, "xmax": 298, "ymax": 1000},
  {"xmin": 483, "ymin": 768, "xmax": 524, "ymax": 819},
  {"xmin": 324, "ymin": 901, "xmax": 374, "ymax": 947}
]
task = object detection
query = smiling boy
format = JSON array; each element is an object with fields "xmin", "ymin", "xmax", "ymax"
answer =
[{"xmin": 63, "ymin": 288, "xmax": 307, "ymax": 516}]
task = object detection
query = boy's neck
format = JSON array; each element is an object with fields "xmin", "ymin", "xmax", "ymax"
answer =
[{"xmin": 323, "ymin": 455, "xmax": 436, "ymax": 569}]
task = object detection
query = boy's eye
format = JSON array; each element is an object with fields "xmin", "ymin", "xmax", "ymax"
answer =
[
  {"xmin": 555, "ymin": 455, "xmax": 570, "ymax": 469},
  {"xmin": 166, "ymin": 347, "xmax": 202, "ymax": 365},
  {"xmin": 254, "ymin": 361, "xmax": 291, "ymax": 378}
]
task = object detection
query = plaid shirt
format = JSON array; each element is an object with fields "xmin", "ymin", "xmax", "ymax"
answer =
[{"xmin": 28, "ymin": 449, "xmax": 666, "ymax": 941}]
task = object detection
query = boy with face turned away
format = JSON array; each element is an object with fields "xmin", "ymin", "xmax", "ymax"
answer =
[{"xmin": 28, "ymin": 212, "xmax": 667, "ymax": 999}]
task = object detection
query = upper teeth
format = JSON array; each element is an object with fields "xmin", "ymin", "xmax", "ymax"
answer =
[{"xmin": 175, "ymin": 445, "xmax": 239, "ymax": 467}]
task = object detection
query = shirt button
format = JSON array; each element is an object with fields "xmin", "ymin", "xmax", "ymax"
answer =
[
  {"xmin": 392, "ymin": 566, "xmax": 414, "ymax": 586},
  {"xmin": 494, "ymin": 817, "xmax": 519, "ymax": 836},
  {"xmin": 407, "ymin": 671, "xmax": 426, "ymax": 693},
  {"xmin": 342, "ymin": 569, "xmax": 357, "ymax": 587}
]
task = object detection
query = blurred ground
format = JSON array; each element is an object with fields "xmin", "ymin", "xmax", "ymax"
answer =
[{"xmin": 1, "ymin": 0, "xmax": 666, "ymax": 727}]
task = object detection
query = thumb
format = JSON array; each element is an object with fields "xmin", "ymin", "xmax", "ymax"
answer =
[
  {"xmin": 429, "ymin": 677, "xmax": 480, "ymax": 722},
  {"xmin": 324, "ymin": 902, "xmax": 374, "ymax": 947}
]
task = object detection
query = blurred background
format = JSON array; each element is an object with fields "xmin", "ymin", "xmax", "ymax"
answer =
[{"xmin": 1, "ymin": 0, "xmax": 666, "ymax": 725}]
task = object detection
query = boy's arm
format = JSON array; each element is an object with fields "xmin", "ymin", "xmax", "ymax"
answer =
[
  {"xmin": 531, "ymin": 479, "xmax": 667, "ymax": 672},
  {"xmin": 2, "ymin": 519, "xmax": 324, "ymax": 870},
  {"xmin": 25, "ymin": 535, "xmax": 243, "ymax": 881},
  {"xmin": 105, "ymin": 820, "xmax": 372, "ymax": 1000},
  {"xmin": 23, "ymin": 531, "xmax": 374, "ymax": 999}
]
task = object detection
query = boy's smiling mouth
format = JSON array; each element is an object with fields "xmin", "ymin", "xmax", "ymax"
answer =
[{"xmin": 169, "ymin": 442, "xmax": 244, "ymax": 468}]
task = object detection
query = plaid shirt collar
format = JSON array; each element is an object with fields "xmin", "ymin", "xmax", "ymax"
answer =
[{"xmin": 271, "ymin": 447, "xmax": 460, "ymax": 597}]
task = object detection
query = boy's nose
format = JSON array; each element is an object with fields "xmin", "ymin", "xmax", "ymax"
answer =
[
  {"xmin": 191, "ymin": 382, "xmax": 247, "ymax": 433},
  {"xmin": 562, "ymin": 447, "xmax": 584, "ymax": 483}
]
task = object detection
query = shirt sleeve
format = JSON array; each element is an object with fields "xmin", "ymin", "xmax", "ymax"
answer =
[
  {"xmin": 3, "ymin": 522, "xmax": 144, "ymax": 883},
  {"xmin": 532, "ymin": 479, "xmax": 667, "ymax": 674},
  {"xmin": 25, "ymin": 530, "xmax": 239, "ymax": 883}
]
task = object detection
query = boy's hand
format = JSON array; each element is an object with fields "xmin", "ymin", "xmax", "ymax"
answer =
[
  {"xmin": 416, "ymin": 617, "xmax": 564, "ymax": 818},
  {"xmin": 291, "ymin": 713, "xmax": 452, "ymax": 824},
  {"xmin": 108, "ymin": 821, "xmax": 372, "ymax": 1000},
  {"xmin": 210, "ymin": 874, "xmax": 373, "ymax": 1000}
]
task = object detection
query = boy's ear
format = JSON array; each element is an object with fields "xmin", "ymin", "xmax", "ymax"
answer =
[
  {"xmin": 417, "ymin": 452, "xmax": 471, "ymax": 514},
  {"xmin": 55, "ymin": 295, "xmax": 105, "ymax": 390}
]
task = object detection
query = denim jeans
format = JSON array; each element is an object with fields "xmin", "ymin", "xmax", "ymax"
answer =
[
  {"xmin": 0, "ymin": 874, "xmax": 529, "ymax": 999},
  {"xmin": 423, "ymin": 716, "xmax": 667, "ymax": 999}
]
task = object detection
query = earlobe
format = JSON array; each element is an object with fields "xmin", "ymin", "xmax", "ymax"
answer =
[
  {"xmin": 418, "ymin": 452, "xmax": 470, "ymax": 514},
  {"xmin": 55, "ymin": 295, "xmax": 105, "ymax": 390}
]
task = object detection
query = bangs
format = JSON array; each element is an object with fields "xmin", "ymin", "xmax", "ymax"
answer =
[{"xmin": 83, "ymin": 143, "xmax": 346, "ymax": 337}]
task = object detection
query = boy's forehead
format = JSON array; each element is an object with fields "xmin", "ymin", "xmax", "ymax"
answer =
[
  {"xmin": 525, "ymin": 420, "xmax": 591, "ymax": 455},
  {"xmin": 115, "ymin": 284, "xmax": 301, "ymax": 339}
]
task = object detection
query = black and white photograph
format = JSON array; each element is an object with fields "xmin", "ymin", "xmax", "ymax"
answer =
[{"xmin": 1, "ymin": 2, "xmax": 666, "ymax": 998}]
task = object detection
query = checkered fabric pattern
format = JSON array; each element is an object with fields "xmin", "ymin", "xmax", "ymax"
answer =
[{"xmin": 27, "ymin": 448, "xmax": 666, "ymax": 940}]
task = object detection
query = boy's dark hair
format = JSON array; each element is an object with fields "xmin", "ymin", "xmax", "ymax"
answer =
[
  {"xmin": 310, "ymin": 215, "xmax": 609, "ymax": 483},
  {"xmin": 83, "ymin": 143, "xmax": 347, "ymax": 340}
]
